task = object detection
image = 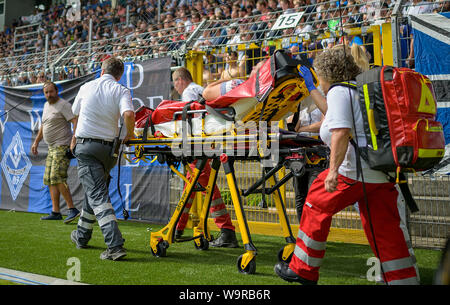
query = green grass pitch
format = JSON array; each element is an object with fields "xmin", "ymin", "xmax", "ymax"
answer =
[{"xmin": 0, "ymin": 210, "xmax": 441, "ymax": 285}]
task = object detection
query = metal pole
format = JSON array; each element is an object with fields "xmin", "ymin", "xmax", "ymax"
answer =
[
  {"xmin": 185, "ymin": 19, "xmax": 207, "ymax": 48},
  {"xmin": 158, "ymin": 0, "xmax": 161, "ymax": 24},
  {"xmin": 44, "ymin": 34, "xmax": 49, "ymax": 74},
  {"xmin": 13, "ymin": 29, "xmax": 16, "ymax": 52},
  {"xmin": 391, "ymin": 0, "xmax": 407, "ymax": 67},
  {"xmin": 50, "ymin": 42, "xmax": 78, "ymax": 82},
  {"xmin": 88, "ymin": 18, "xmax": 93, "ymax": 55},
  {"xmin": 126, "ymin": 5, "xmax": 129, "ymax": 27},
  {"xmin": 391, "ymin": 17, "xmax": 400, "ymax": 67}
]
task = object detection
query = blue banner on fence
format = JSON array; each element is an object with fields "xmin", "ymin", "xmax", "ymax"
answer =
[{"xmin": 0, "ymin": 57, "xmax": 173, "ymax": 222}]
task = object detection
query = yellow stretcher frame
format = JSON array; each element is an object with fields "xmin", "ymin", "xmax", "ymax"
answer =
[
  {"xmin": 126, "ymin": 56, "xmax": 326, "ymax": 274},
  {"xmin": 127, "ymin": 131, "xmax": 328, "ymax": 274}
]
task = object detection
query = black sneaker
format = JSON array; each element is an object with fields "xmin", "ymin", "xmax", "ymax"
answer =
[
  {"xmin": 41, "ymin": 212, "xmax": 62, "ymax": 220},
  {"xmin": 210, "ymin": 228, "xmax": 239, "ymax": 248},
  {"xmin": 70, "ymin": 230, "xmax": 88, "ymax": 249},
  {"xmin": 274, "ymin": 261, "xmax": 317, "ymax": 285},
  {"xmin": 175, "ymin": 230, "xmax": 184, "ymax": 239},
  {"xmin": 100, "ymin": 246, "xmax": 127, "ymax": 261},
  {"xmin": 64, "ymin": 208, "xmax": 81, "ymax": 224}
]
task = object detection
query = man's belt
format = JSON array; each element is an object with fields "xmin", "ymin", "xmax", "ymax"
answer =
[{"xmin": 76, "ymin": 137, "xmax": 114, "ymax": 146}]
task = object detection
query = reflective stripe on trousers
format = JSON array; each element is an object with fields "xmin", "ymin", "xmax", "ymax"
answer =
[
  {"xmin": 290, "ymin": 227, "xmax": 327, "ymax": 280},
  {"xmin": 74, "ymin": 142, "xmax": 124, "ymax": 249},
  {"xmin": 381, "ymin": 256, "xmax": 419, "ymax": 285},
  {"xmin": 176, "ymin": 160, "xmax": 234, "ymax": 231},
  {"xmin": 289, "ymin": 170, "xmax": 420, "ymax": 284}
]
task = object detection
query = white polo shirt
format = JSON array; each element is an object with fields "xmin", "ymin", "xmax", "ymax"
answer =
[
  {"xmin": 181, "ymin": 81, "xmax": 204, "ymax": 102},
  {"xmin": 320, "ymin": 84, "xmax": 389, "ymax": 183},
  {"xmin": 72, "ymin": 74, "xmax": 134, "ymax": 142}
]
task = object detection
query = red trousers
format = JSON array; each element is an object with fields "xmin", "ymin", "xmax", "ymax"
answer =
[
  {"xmin": 176, "ymin": 160, "xmax": 235, "ymax": 232},
  {"xmin": 289, "ymin": 169, "xmax": 419, "ymax": 284}
]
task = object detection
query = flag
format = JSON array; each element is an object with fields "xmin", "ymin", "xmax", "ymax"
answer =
[
  {"xmin": 411, "ymin": 13, "xmax": 450, "ymax": 145},
  {"xmin": 0, "ymin": 57, "xmax": 173, "ymax": 222}
]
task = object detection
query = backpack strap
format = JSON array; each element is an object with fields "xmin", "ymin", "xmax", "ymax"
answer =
[
  {"xmin": 329, "ymin": 81, "xmax": 357, "ymax": 91},
  {"xmin": 397, "ymin": 174, "xmax": 420, "ymax": 213},
  {"xmin": 330, "ymin": 81, "xmax": 365, "ymax": 169}
]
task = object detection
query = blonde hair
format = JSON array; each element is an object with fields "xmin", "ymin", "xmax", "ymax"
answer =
[
  {"xmin": 350, "ymin": 43, "xmax": 370, "ymax": 72},
  {"xmin": 331, "ymin": 43, "xmax": 370, "ymax": 72}
]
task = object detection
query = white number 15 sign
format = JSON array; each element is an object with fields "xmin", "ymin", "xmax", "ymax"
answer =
[{"xmin": 270, "ymin": 12, "xmax": 305, "ymax": 31}]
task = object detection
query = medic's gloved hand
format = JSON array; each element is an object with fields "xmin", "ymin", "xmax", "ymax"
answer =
[{"xmin": 299, "ymin": 66, "xmax": 316, "ymax": 92}]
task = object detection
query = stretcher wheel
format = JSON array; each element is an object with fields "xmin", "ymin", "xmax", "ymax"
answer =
[
  {"xmin": 151, "ymin": 240, "xmax": 169, "ymax": 257},
  {"xmin": 194, "ymin": 236, "xmax": 209, "ymax": 251},
  {"xmin": 277, "ymin": 247, "xmax": 293, "ymax": 263},
  {"xmin": 236, "ymin": 254, "xmax": 256, "ymax": 275}
]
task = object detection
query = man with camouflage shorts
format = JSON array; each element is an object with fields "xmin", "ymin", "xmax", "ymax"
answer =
[{"xmin": 32, "ymin": 81, "xmax": 80, "ymax": 223}]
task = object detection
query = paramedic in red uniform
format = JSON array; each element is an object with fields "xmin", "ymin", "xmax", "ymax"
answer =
[
  {"xmin": 171, "ymin": 67, "xmax": 238, "ymax": 248},
  {"xmin": 274, "ymin": 47, "xmax": 420, "ymax": 285}
]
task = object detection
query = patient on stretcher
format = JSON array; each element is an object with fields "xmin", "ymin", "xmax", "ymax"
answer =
[
  {"xmin": 201, "ymin": 61, "xmax": 263, "ymax": 102},
  {"xmin": 135, "ymin": 50, "xmax": 314, "ymax": 139}
]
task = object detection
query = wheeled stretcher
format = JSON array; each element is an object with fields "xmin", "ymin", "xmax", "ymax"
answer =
[{"xmin": 126, "ymin": 50, "xmax": 329, "ymax": 274}]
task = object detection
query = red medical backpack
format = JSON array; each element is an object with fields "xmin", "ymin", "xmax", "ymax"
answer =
[{"xmin": 353, "ymin": 66, "xmax": 445, "ymax": 175}]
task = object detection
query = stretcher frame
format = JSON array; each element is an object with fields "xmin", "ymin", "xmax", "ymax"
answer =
[{"xmin": 126, "ymin": 50, "xmax": 329, "ymax": 274}]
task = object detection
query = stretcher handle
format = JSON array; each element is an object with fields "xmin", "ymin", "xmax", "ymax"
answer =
[{"xmin": 296, "ymin": 64, "xmax": 319, "ymax": 88}]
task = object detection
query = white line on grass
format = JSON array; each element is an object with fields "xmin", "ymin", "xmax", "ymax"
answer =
[{"xmin": 0, "ymin": 267, "xmax": 88, "ymax": 285}]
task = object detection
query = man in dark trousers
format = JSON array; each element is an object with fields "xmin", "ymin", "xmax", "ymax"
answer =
[{"xmin": 70, "ymin": 57, "xmax": 135, "ymax": 261}]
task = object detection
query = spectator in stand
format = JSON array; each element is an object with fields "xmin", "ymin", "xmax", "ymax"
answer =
[
  {"xmin": 0, "ymin": 72, "xmax": 8, "ymax": 86},
  {"xmin": 193, "ymin": 27, "xmax": 214, "ymax": 49},
  {"xmin": 256, "ymin": 0, "xmax": 271, "ymax": 21},
  {"xmin": 29, "ymin": 72, "xmax": 37, "ymax": 84},
  {"xmin": 180, "ymin": 10, "xmax": 193, "ymax": 32},
  {"xmin": 238, "ymin": 7, "xmax": 247, "ymax": 18},
  {"xmin": 37, "ymin": 72, "xmax": 46, "ymax": 83},
  {"xmin": 220, "ymin": 50, "xmax": 246, "ymax": 80},
  {"xmin": 434, "ymin": 0, "xmax": 450, "ymax": 13},
  {"xmin": 193, "ymin": 1, "xmax": 205, "ymax": 15},
  {"xmin": 116, "ymin": 4, "xmax": 127, "ymax": 23},
  {"xmin": 268, "ymin": 0, "xmax": 279, "ymax": 11},
  {"xmin": 295, "ymin": 15, "xmax": 313, "ymax": 39},
  {"xmin": 190, "ymin": 12, "xmax": 202, "ymax": 32},
  {"xmin": 280, "ymin": 0, "xmax": 295, "ymax": 14},
  {"xmin": 221, "ymin": 3, "xmax": 232, "ymax": 19},
  {"xmin": 16, "ymin": 72, "xmax": 30, "ymax": 86},
  {"xmin": 226, "ymin": 22, "xmax": 241, "ymax": 46},
  {"xmin": 21, "ymin": 8, "xmax": 44, "ymax": 25}
]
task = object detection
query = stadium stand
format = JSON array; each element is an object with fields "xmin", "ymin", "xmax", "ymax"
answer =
[
  {"xmin": 0, "ymin": 0, "xmax": 413, "ymax": 85},
  {"xmin": 0, "ymin": 0, "xmax": 447, "ymax": 87}
]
